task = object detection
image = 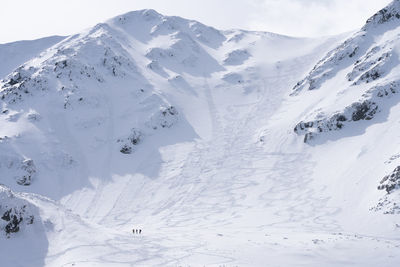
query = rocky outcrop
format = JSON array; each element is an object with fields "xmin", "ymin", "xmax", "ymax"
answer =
[
  {"xmin": 0, "ymin": 153, "xmax": 37, "ymax": 186},
  {"xmin": 291, "ymin": 33, "xmax": 365, "ymax": 93},
  {"xmin": 0, "ymin": 185, "xmax": 36, "ymax": 237},
  {"xmin": 378, "ymin": 166, "xmax": 400, "ymax": 193},
  {"xmin": 294, "ymin": 99, "xmax": 379, "ymax": 143},
  {"xmin": 347, "ymin": 39, "xmax": 398, "ymax": 86},
  {"xmin": 0, "ymin": 66, "xmax": 47, "ymax": 104},
  {"xmin": 372, "ymin": 165, "xmax": 400, "ymax": 214},
  {"xmin": 292, "ymin": 1, "xmax": 400, "ymax": 95},
  {"xmin": 117, "ymin": 128, "xmax": 143, "ymax": 154},
  {"xmin": 15, "ymin": 159, "xmax": 36, "ymax": 186},
  {"xmin": 363, "ymin": 0, "xmax": 400, "ymax": 29},
  {"xmin": 149, "ymin": 106, "xmax": 178, "ymax": 129},
  {"xmin": 117, "ymin": 105, "xmax": 178, "ymax": 154},
  {"xmin": 294, "ymin": 70, "xmax": 400, "ymax": 143}
]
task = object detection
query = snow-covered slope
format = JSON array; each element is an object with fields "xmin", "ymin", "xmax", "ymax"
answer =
[
  {"xmin": 0, "ymin": 36, "xmax": 65, "ymax": 79},
  {"xmin": 1, "ymin": 3, "xmax": 400, "ymax": 267}
]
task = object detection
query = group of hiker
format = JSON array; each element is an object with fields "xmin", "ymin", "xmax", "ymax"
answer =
[{"xmin": 132, "ymin": 229, "xmax": 142, "ymax": 234}]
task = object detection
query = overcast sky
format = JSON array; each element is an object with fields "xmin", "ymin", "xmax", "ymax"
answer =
[{"xmin": 0, "ymin": 0, "xmax": 392, "ymax": 44}]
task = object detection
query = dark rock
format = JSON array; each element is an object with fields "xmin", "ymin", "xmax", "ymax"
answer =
[
  {"xmin": 127, "ymin": 129, "xmax": 142, "ymax": 145},
  {"xmin": 349, "ymin": 47, "xmax": 358, "ymax": 58},
  {"xmin": 119, "ymin": 128, "xmax": 142, "ymax": 154},
  {"xmin": 16, "ymin": 159, "xmax": 36, "ymax": 186},
  {"xmin": 120, "ymin": 145, "xmax": 132, "ymax": 154},
  {"xmin": 378, "ymin": 166, "xmax": 400, "ymax": 193},
  {"xmin": 5, "ymin": 214, "xmax": 23, "ymax": 234},
  {"xmin": 351, "ymin": 101, "xmax": 378, "ymax": 121},
  {"xmin": 1, "ymin": 207, "xmax": 25, "ymax": 235},
  {"xmin": 1, "ymin": 209, "xmax": 11, "ymax": 221},
  {"xmin": 365, "ymin": 4, "xmax": 400, "ymax": 26}
]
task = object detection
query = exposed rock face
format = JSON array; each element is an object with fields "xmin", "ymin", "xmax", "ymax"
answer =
[
  {"xmin": 378, "ymin": 166, "xmax": 400, "ymax": 193},
  {"xmin": 0, "ymin": 185, "xmax": 35, "ymax": 237},
  {"xmin": 294, "ymin": 113, "xmax": 347, "ymax": 143},
  {"xmin": 117, "ymin": 105, "xmax": 178, "ymax": 154},
  {"xmin": 0, "ymin": 66, "xmax": 45, "ymax": 104},
  {"xmin": 16, "ymin": 159, "xmax": 36, "ymax": 186},
  {"xmin": 294, "ymin": 80, "xmax": 400, "ymax": 143},
  {"xmin": 363, "ymin": 0, "xmax": 400, "ymax": 29},
  {"xmin": 294, "ymin": 99, "xmax": 380, "ymax": 143},
  {"xmin": 372, "ymin": 165, "xmax": 400, "ymax": 214},
  {"xmin": 118, "ymin": 128, "xmax": 143, "ymax": 154},
  {"xmin": 293, "ymin": 29, "xmax": 399, "ymax": 95},
  {"xmin": 155, "ymin": 106, "xmax": 178, "ymax": 129},
  {"xmin": 291, "ymin": 33, "xmax": 364, "ymax": 93},
  {"xmin": 0, "ymin": 153, "xmax": 37, "ymax": 186}
]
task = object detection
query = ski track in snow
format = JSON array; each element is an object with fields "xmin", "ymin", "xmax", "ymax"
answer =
[{"xmin": 44, "ymin": 57, "xmax": 400, "ymax": 267}]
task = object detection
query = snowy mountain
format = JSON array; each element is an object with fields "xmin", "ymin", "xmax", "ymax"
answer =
[{"xmin": 1, "ymin": 3, "xmax": 400, "ymax": 267}]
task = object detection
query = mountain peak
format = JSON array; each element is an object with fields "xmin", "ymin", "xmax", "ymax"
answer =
[
  {"xmin": 363, "ymin": 0, "xmax": 400, "ymax": 30},
  {"xmin": 113, "ymin": 9, "xmax": 163, "ymax": 22}
]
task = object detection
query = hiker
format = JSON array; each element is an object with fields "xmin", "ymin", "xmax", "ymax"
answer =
[{"xmin": 132, "ymin": 228, "xmax": 142, "ymax": 234}]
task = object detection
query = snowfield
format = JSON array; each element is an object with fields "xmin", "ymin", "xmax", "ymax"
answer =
[{"xmin": 1, "ymin": 2, "xmax": 400, "ymax": 266}]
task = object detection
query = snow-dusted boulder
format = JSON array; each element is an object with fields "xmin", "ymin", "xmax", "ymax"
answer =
[
  {"xmin": 117, "ymin": 128, "xmax": 143, "ymax": 154},
  {"xmin": 148, "ymin": 105, "xmax": 178, "ymax": 129}
]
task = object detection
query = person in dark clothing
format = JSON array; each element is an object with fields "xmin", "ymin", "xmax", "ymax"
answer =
[{"xmin": 132, "ymin": 228, "xmax": 142, "ymax": 234}]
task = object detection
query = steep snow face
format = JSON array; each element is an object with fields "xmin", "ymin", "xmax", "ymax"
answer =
[{"xmin": 1, "ymin": 7, "xmax": 400, "ymax": 267}]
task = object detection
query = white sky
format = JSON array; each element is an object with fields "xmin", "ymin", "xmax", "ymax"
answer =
[{"xmin": 0, "ymin": 0, "xmax": 392, "ymax": 44}]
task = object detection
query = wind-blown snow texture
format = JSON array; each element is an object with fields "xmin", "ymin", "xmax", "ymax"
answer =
[{"xmin": 1, "ymin": 2, "xmax": 400, "ymax": 267}]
